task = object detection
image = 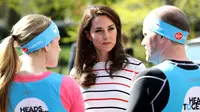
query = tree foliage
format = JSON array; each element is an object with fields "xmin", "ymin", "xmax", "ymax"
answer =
[{"xmin": 1, "ymin": 0, "xmax": 200, "ymax": 40}]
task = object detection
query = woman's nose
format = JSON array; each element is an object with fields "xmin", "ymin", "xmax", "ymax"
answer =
[{"xmin": 104, "ymin": 31, "xmax": 109, "ymax": 40}]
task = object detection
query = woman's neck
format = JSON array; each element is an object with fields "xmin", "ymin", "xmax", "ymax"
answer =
[{"xmin": 96, "ymin": 51, "xmax": 109, "ymax": 62}]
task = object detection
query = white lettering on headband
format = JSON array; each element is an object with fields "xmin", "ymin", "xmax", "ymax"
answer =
[
  {"xmin": 20, "ymin": 21, "xmax": 60, "ymax": 54},
  {"xmin": 148, "ymin": 18, "xmax": 189, "ymax": 44}
]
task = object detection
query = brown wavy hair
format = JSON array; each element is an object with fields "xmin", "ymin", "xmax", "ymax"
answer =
[
  {"xmin": 74, "ymin": 5, "xmax": 128, "ymax": 88},
  {"xmin": 0, "ymin": 14, "xmax": 51, "ymax": 112}
]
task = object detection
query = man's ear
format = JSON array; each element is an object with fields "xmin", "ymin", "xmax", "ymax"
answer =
[
  {"xmin": 159, "ymin": 35, "xmax": 166, "ymax": 44},
  {"xmin": 85, "ymin": 31, "xmax": 92, "ymax": 41},
  {"xmin": 160, "ymin": 36, "xmax": 171, "ymax": 45}
]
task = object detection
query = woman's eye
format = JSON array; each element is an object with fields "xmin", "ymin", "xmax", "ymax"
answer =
[
  {"xmin": 95, "ymin": 30, "xmax": 102, "ymax": 32},
  {"xmin": 108, "ymin": 27, "xmax": 114, "ymax": 30}
]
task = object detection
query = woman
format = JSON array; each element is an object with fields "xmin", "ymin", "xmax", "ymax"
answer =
[
  {"xmin": 70, "ymin": 5, "xmax": 146, "ymax": 112},
  {"xmin": 0, "ymin": 14, "xmax": 84, "ymax": 112}
]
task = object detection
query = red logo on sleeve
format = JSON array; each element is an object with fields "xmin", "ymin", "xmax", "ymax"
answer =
[{"xmin": 175, "ymin": 32, "xmax": 183, "ymax": 40}]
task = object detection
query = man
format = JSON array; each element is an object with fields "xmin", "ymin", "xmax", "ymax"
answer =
[{"xmin": 127, "ymin": 5, "xmax": 200, "ymax": 112}]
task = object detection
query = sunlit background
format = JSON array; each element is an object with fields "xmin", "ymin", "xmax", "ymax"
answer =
[{"xmin": 0, "ymin": 0, "xmax": 200, "ymax": 74}]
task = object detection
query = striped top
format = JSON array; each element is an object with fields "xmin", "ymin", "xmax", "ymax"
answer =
[{"xmin": 70, "ymin": 57, "xmax": 146, "ymax": 112}]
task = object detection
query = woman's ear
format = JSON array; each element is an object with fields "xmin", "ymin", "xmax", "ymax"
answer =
[
  {"xmin": 44, "ymin": 44, "xmax": 50, "ymax": 52},
  {"xmin": 85, "ymin": 31, "xmax": 92, "ymax": 41}
]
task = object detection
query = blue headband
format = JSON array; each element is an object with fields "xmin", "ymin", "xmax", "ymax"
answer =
[
  {"xmin": 148, "ymin": 18, "xmax": 189, "ymax": 44},
  {"xmin": 20, "ymin": 21, "xmax": 60, "ymax": 54}
]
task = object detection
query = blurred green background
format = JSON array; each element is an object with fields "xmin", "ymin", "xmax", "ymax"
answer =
[{"xmin": 1, "ymin": 0, "xmax": 200, "ymax": 74}]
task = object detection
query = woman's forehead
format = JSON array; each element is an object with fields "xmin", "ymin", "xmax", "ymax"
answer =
[{"xmin": 91, "ymin": 16, "xmax": 114, "ymax": 28}]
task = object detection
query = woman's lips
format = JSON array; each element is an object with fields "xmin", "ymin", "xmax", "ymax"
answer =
[{"xmin": 102, "ymin": 42, "xmax": 111, "ymax": 45}]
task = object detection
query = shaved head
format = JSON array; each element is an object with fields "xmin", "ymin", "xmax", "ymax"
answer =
[{"xmin": 144, "ymin": 5, "xmax": 190, "ymax": 32}]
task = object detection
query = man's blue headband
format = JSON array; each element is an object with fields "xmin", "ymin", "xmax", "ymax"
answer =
[
  {"xmin": 148, "ymin": 18, "xmax": 189, "ymax": 44},
  {"xmin": 20, "ymin": 21, "xmax": 60, "ymax": 54}
]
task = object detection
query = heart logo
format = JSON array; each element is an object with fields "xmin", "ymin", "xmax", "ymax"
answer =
[{"xmin": 175, "ymin": 32, "xmax": 183, "ymax": 40}]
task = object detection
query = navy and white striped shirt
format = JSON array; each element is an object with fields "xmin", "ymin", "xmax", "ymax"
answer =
[{"xmin": 71, "ymin": 57, "xmax": 146, "ymax": 112}]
